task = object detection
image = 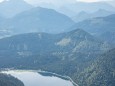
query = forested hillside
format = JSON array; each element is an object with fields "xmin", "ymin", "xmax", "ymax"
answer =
[
  {"xmin": 72, "ymin": 48, "xmax": 115, "ymax": 86},
  {"xmin": 0, "ymin": 29, "xmax": 113, "ymax": 86},
  {"xmin": 0, "ymin": 73, "xmax": 24, "ymax": 86}
]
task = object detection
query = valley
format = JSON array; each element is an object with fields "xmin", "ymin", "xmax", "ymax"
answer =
[
  {"xmin": 0, "ymin": 0, "xmax": 115, "ymax": 86},
  {"xmin": 0, "ymin": 28, "xmax": 114, "ymax": 86}
]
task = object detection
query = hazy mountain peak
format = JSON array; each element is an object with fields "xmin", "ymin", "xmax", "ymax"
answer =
[
  {"xmin": 4, "ymin": 0, "xmax": 18, "ymax": 1},
  {"xmin": 79, "ymin": 11, "xmax": 88, "ymax": 14},
  {"xmin": 2, "ymin": 0, "xmax": 30, "ymax": 5},
  {"xmin": 0, "ymin": 6, "xmax": 75, "ymax": 34},
  {"xmin": 59, "ymin": 1, "xmax": 115, "ymax": 17},
  {"xmin": 69, "ymin": 29, "xmax": 89, "ymax": 35},
  {"xmin": 96, "ymin": 9, "xmax": 112, "ymax": 14},
  {"xmin": 0, "ymin": 0, "xmax": 33, "ymax": 18},
  {"xmin": 27, "ymin": 6, "xmax": 56, "ymax": 13},
  {"xmin": 98, "ymin": 9, "xmax": 107, "ymax": 12},
  {"xmin": 67, "ymin": 29, "xmax": 97, "ymax": 42}
]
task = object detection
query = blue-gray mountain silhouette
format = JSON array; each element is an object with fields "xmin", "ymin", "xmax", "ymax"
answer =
[{"xmin": 0, "ymin": 0, "xmax": 33, "ymax": 18}]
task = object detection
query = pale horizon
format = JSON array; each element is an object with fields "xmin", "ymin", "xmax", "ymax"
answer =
[{"xmin": 0, "ymin": 0, "xmax": 114, "ymax": 7}]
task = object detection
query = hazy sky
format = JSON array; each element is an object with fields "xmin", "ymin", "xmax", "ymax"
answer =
[
  {"xmin": 0, "ymin": 0, "xmax": 114, "ymax": 7},
  {"xmin": 0, "ymin": 0, "xmax": 114, "ymax": 3},
  {"xmin": 0, "ymin": 0, "xmax": 96, "ymax": 2}
]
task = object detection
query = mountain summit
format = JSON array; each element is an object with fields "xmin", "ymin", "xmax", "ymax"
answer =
[
  {"xmin": 0, "ymin": 7, "xmax": 75, "ymax": 34},
  {"xmin": 0, "ymin": 0, "xmax": 33, "ymax": 18}
]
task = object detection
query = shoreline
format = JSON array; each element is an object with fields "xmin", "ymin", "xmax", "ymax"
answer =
[{"xmin": 0, "ymin": 68, "xmax": 78, "ymax": 86}]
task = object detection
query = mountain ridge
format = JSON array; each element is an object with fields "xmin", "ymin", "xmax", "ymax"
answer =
[
  {"xmin": 70, "ymin": 14, "xmax": 115, "ymax": 43},
  {"xmin": 0, "ymin": 0, "xmax": 33, "ymax": 18},
  {"xmin": 0, "ymin": 6, "xmax": 75, "ymax": 35},
  {"xmin": 72, "ymin": 9, "xmax": 115, "ymax": 22}
]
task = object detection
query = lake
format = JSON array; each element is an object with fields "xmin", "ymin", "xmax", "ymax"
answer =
[{"xmin": 2, "ymin": 70, "xmax": 75, "ymax": 86}]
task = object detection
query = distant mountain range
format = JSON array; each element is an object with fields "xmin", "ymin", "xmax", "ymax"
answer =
[
  {"xmin": 0, "ymin": 0, "xmax": 115, "ymax": 19},
  {"xmin": 58, "ymin": 2, "xmax": 115, "ymax": 17},
  {"xmin": 71, "ymin": 14, "xmax": 115, "ymax": 44},
  {"xmin": 0, "ymin": 0, "xmax": 114, "ymax": 37},
  {"xmin": 0, "ymin": 7, "xmax": 75, "ymax": 36},
  {"xmin": 29, "ymin": 1, "xmax": 115, "ymax": 17},
  {"xmin": 72, "ymin": 9, "xmax": 115, "ymax": 22},
  {"xmin": 0, "ymin": 9, "xmax": 115, "ymax": 39}
]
